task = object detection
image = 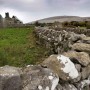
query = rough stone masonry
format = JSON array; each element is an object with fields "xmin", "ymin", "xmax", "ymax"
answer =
[{"xmin": 0, "ymin": 27, "xmax": 90, "ymax": 90}]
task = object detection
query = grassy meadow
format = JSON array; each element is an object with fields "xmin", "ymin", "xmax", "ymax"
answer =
[{"xmin": 0, "ymin": 27, "xmax": 47, "ymax": 67}]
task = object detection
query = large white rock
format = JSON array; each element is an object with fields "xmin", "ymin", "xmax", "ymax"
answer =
[{"xmin": 42, "ymin": 55, "xmax": 79, "ymax": 81}]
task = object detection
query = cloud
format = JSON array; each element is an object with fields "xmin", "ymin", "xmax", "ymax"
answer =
[
  {"xmin": 0, "ymin": 0, "xmax": 48, "ymax": 12},
  {"xmin": 0, "ymin": 0, "xmax": 90, "ymax": 23}
]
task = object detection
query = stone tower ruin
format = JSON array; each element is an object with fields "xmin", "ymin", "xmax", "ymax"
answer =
[
  {"xmin": 0, "ymin": 12, "xmax": 23, "ymax": 28},
  {"xmin": 5, "ymin": 12, "xmax": 10, "ymax": 18}
]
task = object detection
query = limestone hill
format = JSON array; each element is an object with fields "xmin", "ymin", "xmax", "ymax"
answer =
[{"xmin": 31, "ymin": 16, "xmax": 90, "ymax": 23}]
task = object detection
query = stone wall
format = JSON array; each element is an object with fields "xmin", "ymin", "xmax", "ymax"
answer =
[
  {"xmin": 35, "ymin": 27, "xmax": 90, "ymax": 89},
  {"xmin": 54, "ymin": 27, "xmax": 90, "ymax": 36},
  {"xmin": 0, "ymin": 53, "xmax": 90, "ymax": 90},
  {"xmin": 34, "ymin": 27, "xmax": 86, "ymax": 54},
  {"xmin": 0, "ymin": 27, "xmax": 90, "ymax": 90},
  {"xmin": 47, "ymin": 27, "xmax": 90, "ymax": 36}
]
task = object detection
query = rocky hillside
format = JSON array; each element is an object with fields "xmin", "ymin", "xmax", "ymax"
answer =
[
  {"xmin": 0, "ymin": 27, "xmax": 90, "ymax": 90},
  {"xmin": 32, "ymin": 16, "xmax": 90, "ymax": 23}
]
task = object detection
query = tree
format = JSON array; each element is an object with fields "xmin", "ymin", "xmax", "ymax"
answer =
[
  {"xmin": 34, "ymin": 21, "xmax": 40, "ymax": 26},
  {"xmin": 62, "ymin": 21, "xmax": 69, "ymax": 27}
]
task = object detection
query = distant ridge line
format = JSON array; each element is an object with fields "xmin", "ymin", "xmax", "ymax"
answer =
[{"xmin": 29, "ymin": 16, "xmax": 90, "ymax": 24}]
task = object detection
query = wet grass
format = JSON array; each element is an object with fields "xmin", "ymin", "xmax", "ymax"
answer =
[{"xmin": 0, "ymin": 27, "xmax": 48, "ymax": 67}]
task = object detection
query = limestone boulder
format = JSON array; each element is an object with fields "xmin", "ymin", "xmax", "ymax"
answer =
[
  {"xmin": 82, "ymin": 37, "xmax": 90, "ymax": 44},
  {"xmin": 71, "ymin": 43, "xmax": 90, "ymax": 53},
  {"xmin": 42, "ymin": 55, "xmax": 79, "ymax": 81},
  {"xmin": 63, "ymin": 51, "xmax": 90, "ymax": 66},
  {"xmin": 22, "ymin": 65, "xmax": 59, "ymax": 90},
  {"xmin": 69, "ymin": 32, "xmax": 86, "ymax": 42},
  {"xmin": 81, "ymin": 64, "xmax": 90, "ymax": 80},
  {"xmin": 0, "ymin": 65, "xmax": 22, "ymax": 90}
]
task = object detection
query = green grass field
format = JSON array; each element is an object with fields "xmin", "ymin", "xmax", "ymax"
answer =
[{"xmin": 0, "ymin": 27, "xmax": 47, "ymax": 67}]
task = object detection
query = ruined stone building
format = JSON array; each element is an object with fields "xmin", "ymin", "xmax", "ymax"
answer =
[
  {"xmin": 0, "ymin": 15, "xmax": 3, "ymax": 28},
  {"xmin": 0, "ymin": 12, "xmax": 23, "ymax": 28}
]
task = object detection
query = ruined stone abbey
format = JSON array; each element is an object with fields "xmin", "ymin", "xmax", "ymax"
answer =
[{"xmin": 0, "ymin": 12, "xmax": 23, "ymax": 28}]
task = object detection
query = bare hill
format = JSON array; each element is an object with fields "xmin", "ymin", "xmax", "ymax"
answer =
[{"xmin": 31, "ymin": 16, "xmax": 90, "ymax": 23}]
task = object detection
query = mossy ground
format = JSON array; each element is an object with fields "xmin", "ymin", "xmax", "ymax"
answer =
[{"xmin": 0, "ymin": 27, "xmax": 48, "ymax": 67}]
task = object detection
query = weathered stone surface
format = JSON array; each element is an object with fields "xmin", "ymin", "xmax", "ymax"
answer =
[
  {"xmin": 55, "ymin": 84, "xmax": 63, "ymax": 90},
  {"xmin": 77, "ymin": 78, "xmax": 90, "ymax": 90},
  {"xmin": 81, "ymin": 64, "xmax": 90, "ymax": 80},
  {"xmin": 63, "ymin": 51, "xmax": 90, "ymax": 66},
  {"xmin": 82, "ymin": 37, "xmax": 90, "ymax": 44},
  {"xmin": 35, "ymin": 27, "xmax": 90, "ymax": 54},
  {"xmin": 42, "ymin": 55, "xmax": 79, "ymax": 81},
  {"xmin": 22, "ymin": 65, "xmax": 59, "ymax": 90},
  {"xmin": 69, "ymin": 32, "xmax": 86, "ymax": 42},
  {"xmin": 55, "ymin": 83, "xmax": 78, "ymax": 90},
  {"xmin": 62, "ymin": 83, "xmax": 77, "ymax": 90},
  {"xmin": 75, "ymin": 64, "xmax": 81, "ymax": 72},
  {"xmin": 71, "ymin": 43, "xmax": 90, "ymax": 53},
  {"xmin": 0, "ymin": 65, "xmax": 22, "ymax": 90}
]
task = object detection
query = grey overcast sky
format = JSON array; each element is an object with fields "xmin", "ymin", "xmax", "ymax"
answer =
[{"xmin": 0, "ymin": 0, "xmax": 90, "ymax": 23}]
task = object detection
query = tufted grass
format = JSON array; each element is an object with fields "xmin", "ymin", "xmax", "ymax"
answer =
[{"xmin": 0, "ymin": 27, "xmax": 48, "ymax": 67}]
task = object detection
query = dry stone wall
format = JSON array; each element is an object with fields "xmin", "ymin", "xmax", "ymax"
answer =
[
  {"xmin": 0, "ymin": 27, "xmax": 90, "ymax": 90},
  {"xmin": 34, "ymin": 27, "xmax": 86, "ymax": 54},
  {"xmin": 34, "ymin": 27, "xmax": 90, "ymax": 90},
  {"xmin": 54, "ymin": 27, "xmax": 90, "ymax": 36}
]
